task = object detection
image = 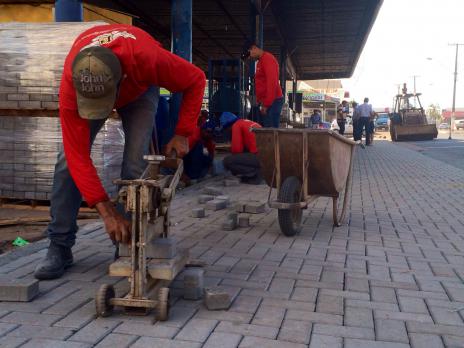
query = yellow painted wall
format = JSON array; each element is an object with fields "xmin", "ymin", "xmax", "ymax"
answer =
[
  {"xmin": 0, "ymin": 4, "xmax": 53, "ymax": 22},
  {"xmin": 0, "ymin": 3, "xmax": 131, "ymax": 24},
  {"xmin": 83, "ymin": 4, "xmax": 132, "ymax": 25}
]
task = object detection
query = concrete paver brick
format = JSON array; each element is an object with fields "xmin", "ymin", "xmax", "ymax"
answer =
[
  {"xmin": 204, "ymin": 287, "xmax": 232, "ymax": 310},
  {"xmin": 238, "ymin": 214, "xmax": 250, "ymax": 228},
  {"xmin": 216, "ymin": 321, "xmax": 278, "ymax": 339},
  {"xmin": 286, "ymin": 310, "xmax": 343, "ymax": 325},
  {"xmin": 192, "ymin": 208, "xmax": 206, "ymax": 218},
  {"xmin": 313, "ymin": 323, "xmax": 374, "ymax": 339},
  {"xmin": 315, "ymin": 295, "xmax": 343, "ymax": 315},
  {"xmin": 67, "ymin": 319, "xmax": 121, "ymax": 344},
  {"xmin": 238, "ymin": 336, "xmax": 307, "ymax": 348},
  {"xmin": 344, "ymin": 306, "xmax": 374, "ymax": 328},
  {"xmin": 130, "ymin": 337, "xmax": 201, "ymax": 348},
  {"xmin": 409, "ymin": 333, "xmax": 444, "ymax": 348},
  {"xmin": 0, "ymin": 323, "xmax": 18, "ymax": 337},
  {"xmin": 251, "ymin": 305, "xmax": 286, "ymax": 327},
  {"xmin": 398, "ymin": 296, "xmax": 429, "ymax": 314},
  {"xmin": 113, "ymin": 322, "xmax": 178, "ymax": 338},
  {"xmin": 277, "ymin": 319, "xmax": 312, "ymax": 344},
  {"xmin": 0, "ymin": 336, "xmax": 28, "ymax": 348},
  {"xmin": 203, "ymin": 332, "xmax": 243, "ymax": 348},
  {"xmin": 428, "ymin": 305, "xmax": 464, "ymax": 326},
  {"xmin": 198, "ymin": 194, "xmax": 215, "ymax": 203},
  {"xmin": 374, "ymin": 309, "xmax": 434, "ymax": 323},
  {"xmin": 309, "ymin": 334, "xmax": 342, "ymax": 348},
  {"xmin": 442, "ymin": 334, "xmax": 464, "ymax": 348},
  {"xmin": 20, "ymin": 339, "xmax": 91, "ymax": 348},
  {"xmin": 0, "ymin": 311, "xmax": 61, "ymax": 326},
  {"xmin": 202, "ymin": 186, "xmax": 223, "ymax": 196},
  {"xmin": 0, "ymin": 278, "xmax": 39, "ymax": 302},
  {"xmin": 175, "ymin": 318, "xmax": 218, "ymax": 342},
  {"xmin": 371, "ymin": 286, "xmax": 397, "ymax": 304},
  {"xmin": 94, "ymin": 333, "xmax": 138, "ymax": 348},
  {"xmin": 344, "ymin": 338, "xmax": 410, "ymax": 348},
  {"xmin": 206, "ymin": 199, "xmax": 228, "ymax": 211},
  {"xmin": 243, "ymin": 202, "xmax": 265, "ymax": 214},
  {"xmin": 6, "ymin": 325, "xmax": 74, "ymax": 340},
  {"xmin": 375, "ymin": 319, "xmax": 409, "ymax": 343}
]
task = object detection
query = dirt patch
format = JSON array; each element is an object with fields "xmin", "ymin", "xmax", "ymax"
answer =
[{"xmin": 0, "ymin": 205, "xmax": 98, "ymax": 255}]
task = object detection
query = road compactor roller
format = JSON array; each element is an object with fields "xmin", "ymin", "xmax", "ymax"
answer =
[{"xmin": 389, "ymin": 83, "xmax": 437, "ymax": 141}]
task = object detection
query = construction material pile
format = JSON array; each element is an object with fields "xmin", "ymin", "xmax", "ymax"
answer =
[{"xmin": 0, "ymin": 22, "xmax": 124, "ymax": 201}]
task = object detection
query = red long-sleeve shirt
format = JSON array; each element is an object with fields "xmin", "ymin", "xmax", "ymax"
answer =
[
  {"xmin": 230, "ymin": 119, "xmax": 261, "ymax": 154},
  {"xmin": 188, "ymin": 127, "xmax": 215, "ymax": 157},
  {"xmin": 255, "ymin": 51, "xmax": 283, "ymax": 108},
  {"xmin": 59, "ymin": 24, "xmax": 206, "ymax": 207}
]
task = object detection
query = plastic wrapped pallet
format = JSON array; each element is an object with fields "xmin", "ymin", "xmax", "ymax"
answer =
[
  {"xmin": 0, "ymin": 116, "xmax": 124, "ymax": 201},
  {"xmin": 0, "ymin": 21, "xmax": 107, "ymax": 109},
  {"xmin": 0, "ymin": 22, "xmax": 126, "ymax": 202}
]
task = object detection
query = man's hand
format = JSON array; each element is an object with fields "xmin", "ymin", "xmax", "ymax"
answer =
[
  {"xmin": 260, "ymin": 106, "xmax": 268, "ymax": 115},
  {"xmin": 165, "ymin": 135, "xmax": 189, "ymax": 158},
  {"xmin": 95, "ymin": 200, "xmax": 131, "ymax": 243}
]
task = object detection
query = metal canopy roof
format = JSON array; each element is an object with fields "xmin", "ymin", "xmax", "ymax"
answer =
[{"xmin": 2, "ymin": 0, "xmax": 383, "ymax": 80}]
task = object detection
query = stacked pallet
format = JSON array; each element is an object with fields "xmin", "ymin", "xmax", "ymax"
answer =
[
  {"xmin": 0, "ymin": 116, "xmax": 124, "ymax": 200},
  {"xmin": 0, "ymin": 22, "xmax": 105, "ymax": 110},
  {"xmin": 0, "ymin": 22, "xmax": 125, "ymax": 202}
]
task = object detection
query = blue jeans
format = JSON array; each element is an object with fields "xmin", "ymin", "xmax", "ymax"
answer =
[
  {"xmin": 262, "ymin": 97, "xmax": 284, "ymax": 128},
  {"xmin": 47, "ymin": 86, "xmax": 160, "ymax": 248}
]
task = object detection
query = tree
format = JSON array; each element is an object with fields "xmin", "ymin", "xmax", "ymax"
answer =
[{"xmin": 426, "ymin": 104, "xmax": 442, "ymax": 124}]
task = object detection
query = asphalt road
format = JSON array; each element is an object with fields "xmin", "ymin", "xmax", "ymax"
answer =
[{"xmin": 405, "ymin": 130, "xmax": 464, "ymax": 170}]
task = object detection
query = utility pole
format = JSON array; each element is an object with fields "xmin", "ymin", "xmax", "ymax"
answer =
[
  {"xmin": 448, "ymin": 43, "xmax": 464, "ymax": 140},
  {"xmin": 410, "ymin": 75, "xmax": 420, "ymax": 107}
]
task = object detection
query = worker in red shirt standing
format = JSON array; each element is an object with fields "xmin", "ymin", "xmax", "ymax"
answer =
[
  {"xmin": 221, "ymin": 112, "xmax": 262, "ymax": 184},
  {"xmin": 243, "ymin": 42, "xmax": 283, "ymax": 128},
  {"xmin": 34, "ymin": 24, "xmax": 205, "ymax": 280}
]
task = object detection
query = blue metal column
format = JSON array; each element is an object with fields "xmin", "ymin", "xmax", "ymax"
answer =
[
  {"xmin": 54, "ymin": 0, "xmax": 83, "ymax": 22},
  {"xmin": 249, "ymin": 1, "xmax": 263, "ymax": 122},
  {"xmin": 280, "ymin": 46, "xmax": 287, "ymax": 104},
  {"xmin": 169, "ymin": 0, "xmax": 192, "ymax": 140}
]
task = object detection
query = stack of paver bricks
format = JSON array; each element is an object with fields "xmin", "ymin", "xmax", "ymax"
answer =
[
  {"xmin": 0, "ymin": 22, "xmax": 124, "ymax": 201},
  {"xmin": 0, "ymin": 116, "xmax": 124, "ymax": 200}
]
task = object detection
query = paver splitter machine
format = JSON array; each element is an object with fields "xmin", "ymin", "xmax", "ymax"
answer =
[{"xmin": 95, "ymin": 155, "xmax": 188, "ymax": 321}]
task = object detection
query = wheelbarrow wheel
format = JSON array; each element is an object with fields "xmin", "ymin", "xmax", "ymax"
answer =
[
  {"xmin": 96, "ymin": 284, "xmax": 115, "ymax": 318},
  {"xmin": 156, "ymin": 287, "xmax": 170, "ymax": 321},
  {"xmin": 278, "ymin": 176, "xmax": 302, "ymax": 236}
]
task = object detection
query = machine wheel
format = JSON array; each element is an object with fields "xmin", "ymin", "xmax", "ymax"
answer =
[
  {"xmin": 156, "ymin": 287, "xmax": 170, "ymax": 321},
  {"xmin": 96, "ymin": 284, "xmax": 115, "ymax": 318},
  {"xmin": 278, "ymin": 176, "xmax": 303, "ymax": 237}
]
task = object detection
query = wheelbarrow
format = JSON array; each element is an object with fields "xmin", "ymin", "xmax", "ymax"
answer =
[
  {"xmin": 95, "ymin": 155, "xmax": 188, "ymax": 321},
  {"xmin": 253, "ymin": 128, "xmax": 356, "ymax": 236}
]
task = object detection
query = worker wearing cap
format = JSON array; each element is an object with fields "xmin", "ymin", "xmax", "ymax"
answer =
[
  {"xmin": 243, "ymin": 42, "xmax": 283, "ymax": 128},
  {"xmin": 34, "ymin": 24, "xmax": 205, "ymax": 280},
  {"xmin": 221, "ymin": 112, "xmax": 262, "ymax": 184}
]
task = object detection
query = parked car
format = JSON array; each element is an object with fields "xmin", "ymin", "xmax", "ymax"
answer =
[
  {"xmin": 331, "ymin": 117, "xmax": 353, "ymax": 135},
  {"xmin": 375, "ymin": 114, "xmax": 390, "ymax": 131},
  {"xmin": 455, "ymin": 119, "xmax": 464, "ymax": 130},
  {"xmin": 439, "ymin": 123, "xmax": 450, "ymax": 130}
]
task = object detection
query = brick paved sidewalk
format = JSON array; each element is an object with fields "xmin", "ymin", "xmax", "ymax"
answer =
[{"xmin": 1, "ymin": 140, "xmax": 464, "ymax": 347}]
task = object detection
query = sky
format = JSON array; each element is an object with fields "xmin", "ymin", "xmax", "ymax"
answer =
[{"xmin": 342, "ymin": 0, "xmax": 464, "ymax": 111}]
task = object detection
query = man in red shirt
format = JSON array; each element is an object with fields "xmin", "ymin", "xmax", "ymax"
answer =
[
  {"xmin": 35, "ymin": 24, "xmax": 205, "ymax": 280},
  {"xmin": 220, "ymin": 112, "xmax": 262, "ymax": 184},
  {"xmin": 243, "ymin": 42, "xmax": 283, "ymax": 128}
]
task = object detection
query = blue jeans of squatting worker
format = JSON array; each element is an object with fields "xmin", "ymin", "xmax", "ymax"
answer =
[
  {"xmin": 47, "ymin": 86, "xmax": 160, "ymax": 248},
  {"xmin": 262, "ymin": 96, "xmax": 284, "ymax": 128}
]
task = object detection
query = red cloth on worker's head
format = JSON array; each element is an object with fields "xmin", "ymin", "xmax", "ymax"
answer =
[
  {"xmin": 59, "ymin": 24, "xmax": 206, "ymax": 207},
  {"xmin": 255, "ymin": 51, "xmax": 283, "ymax": 108},
  {"xmin": 230, "ymin": 119, "xmax": 261, "ymax": 154}
]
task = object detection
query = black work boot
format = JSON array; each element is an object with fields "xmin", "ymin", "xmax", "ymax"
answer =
[{"xmin": 34, "ymin": 242, "xmax": 73, "ymax": 280}]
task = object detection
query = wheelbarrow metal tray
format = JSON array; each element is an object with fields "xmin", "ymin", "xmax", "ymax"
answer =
[{"xmin": 254, "ymin": 129, "xmax": 355, "ymax": 196}]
